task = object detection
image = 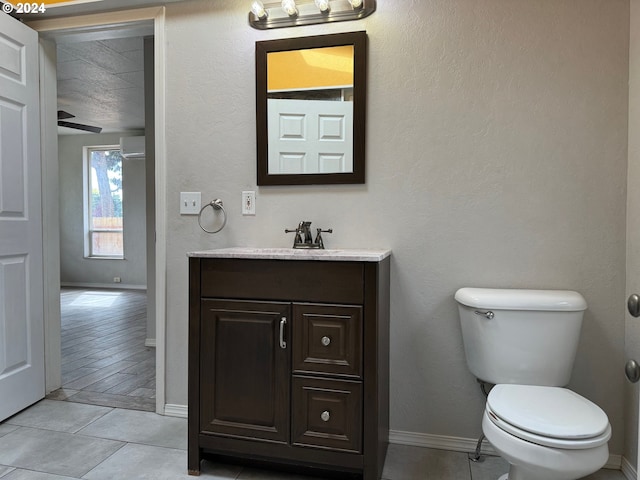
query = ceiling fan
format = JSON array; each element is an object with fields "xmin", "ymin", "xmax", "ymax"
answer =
[{"xmin": 57, "ymin": 110, "xmax": 102, "ymax": 134}]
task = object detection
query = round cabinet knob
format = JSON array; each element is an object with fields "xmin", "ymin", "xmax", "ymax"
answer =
[
  {"xmin": 321, "ymin": 410, "xmax": 330, "ymax": 422},
  {"xmin": 321, "ymin": 336, "xmax": 331, "ymax": 347}
]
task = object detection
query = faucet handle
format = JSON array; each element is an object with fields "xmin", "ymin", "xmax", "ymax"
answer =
[
  {"xmin": 314, "ymin": 228, "xmax": 332, "ymax": 249},
  {"xmin": 285, "ymin": 227, "xmax": 303, "ymax": 245}
]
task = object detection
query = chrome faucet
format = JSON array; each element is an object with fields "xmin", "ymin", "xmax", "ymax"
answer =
[{"xmin": 285, "ymin": 221, "xmax": 332, "ymax": 249}]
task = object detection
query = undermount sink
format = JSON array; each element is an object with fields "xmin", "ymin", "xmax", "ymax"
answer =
[{"xmin": 187, "ymin": 247, "xmax": 391, "ymax": 262}]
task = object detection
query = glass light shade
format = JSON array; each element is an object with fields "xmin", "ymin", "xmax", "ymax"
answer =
[
  {"xmin": 314, "ymin": 0, "xmax": 330, "ymax": 12},
  {"xmin": 251, "ymin": 0, "xmax": 267, "ymax": 19},
  {"xmin": 281, "ymin": 0, "xmax": 298, "ymax": 16},
  {"xmin": 251, "ymin": 1, "xmax": 267, "ymax": 19},
  {"xmin": 348, "ymin": 0, "xmax": 363, "ymax": 8}
]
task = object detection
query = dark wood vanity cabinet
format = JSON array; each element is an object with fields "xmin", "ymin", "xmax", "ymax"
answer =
[{"xmin": 188, "ymin": 255, "xmax": 390, "ymax": 479}]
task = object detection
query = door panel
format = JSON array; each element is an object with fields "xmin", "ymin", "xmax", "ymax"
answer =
[
  {"xmin": 0, "ymin": 256, "xmax": 29, "ymax": 376},
  {"xmin": 200, "ymin": 299, "xmax": 290, "ymax": 443},
  {"xmin": 0, "ymin": 13, "xmax": 44, "ymax": 421}
]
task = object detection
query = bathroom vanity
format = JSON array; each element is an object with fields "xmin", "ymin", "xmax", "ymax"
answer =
[{"xmin": 188, "ymin": 248, "xmax": 390, "ymax": 479}]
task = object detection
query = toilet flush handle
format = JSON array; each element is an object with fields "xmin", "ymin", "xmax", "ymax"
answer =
[{"xmin": 474, "ymin": 310, "xmax": 494, "ymax": 319}]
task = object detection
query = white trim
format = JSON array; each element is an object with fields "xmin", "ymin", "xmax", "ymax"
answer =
[
  {"xmin": 60, "ymin": 282, "xmax": 147, "ymax": 290},
  {"xmin": 605, "ymin": 454, "xmax": 623, "ymax": 470},
  {"xmin": 389, "ymin": 430, "xmax": 497, "ymax": 456},
  {"xmin": 164, "ymin": 404, "xmax": 188, "ymax": 418},
  {"xmin": 26, "ymin": 6, "xmax": 164, "ymax": 32},
  {"xmin": 389, "ymin": 430, "xmax": 622, "ymax": 471},
  {"xmin": 30, "ymin": 5, "xmax": 167, "ymax": 417},
  {"xmin": 144, "ymin": 338, "xmax": 156, "ymax": 348},
  {"xmin": 621, "ymin": 455, "xmax": 637, "ymax": 480},
  {"xmin": 152, "ymin": 6, "xmax": 167, "ymax": 418},
  {"xmin": 39, "ymin": 37, "xmax": 62, "ymax": 395}
]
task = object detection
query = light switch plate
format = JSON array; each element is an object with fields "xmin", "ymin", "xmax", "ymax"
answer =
[{"xmin": 180, "ymin": 192, "xmax": 201, "ymax": 215}]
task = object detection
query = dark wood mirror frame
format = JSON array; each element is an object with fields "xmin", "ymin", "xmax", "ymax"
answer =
[{"xmin": 256, "ymin": 31, "xmax": 367, "ymax": 186}]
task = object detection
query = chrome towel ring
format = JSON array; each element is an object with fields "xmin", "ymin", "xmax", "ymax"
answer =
[{"xmin": 198, "ymin": 199, "xmax": 227, "ymax": 234}]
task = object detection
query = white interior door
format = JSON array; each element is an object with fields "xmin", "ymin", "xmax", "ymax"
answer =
[
  {"xmin": 0, "ymin": 13, "xmax": 45, "ymax": 421},
  {"xmin": 268, "ymin": 98, "xmax": 353, "ymax": 174}
]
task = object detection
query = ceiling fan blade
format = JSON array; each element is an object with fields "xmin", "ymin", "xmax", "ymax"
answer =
[
  {"xmin": 58, "ymin": 120, "xmax": 102, "ymax": 134},
  {"xmin": 57, "ymin": 110, "xmax": 75, "ymax": 120}
]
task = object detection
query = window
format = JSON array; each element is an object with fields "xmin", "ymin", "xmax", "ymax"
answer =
[{"xmin": 84, "ymin": 146, "xmax": 124, "ymax": 258}]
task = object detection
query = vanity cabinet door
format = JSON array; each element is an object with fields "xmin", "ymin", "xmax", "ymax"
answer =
[{"xmin": 200, "ymin": 299, "xmax": 291, "ymax": 444}]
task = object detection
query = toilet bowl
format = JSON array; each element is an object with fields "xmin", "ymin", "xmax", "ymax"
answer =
[
  {"xmin": 483, "ymin": 384, "xmax": 611, "ymax": 480},
  {"xmin": 454, "ymin": 288, "xmax": 611, "ymax": 480}
]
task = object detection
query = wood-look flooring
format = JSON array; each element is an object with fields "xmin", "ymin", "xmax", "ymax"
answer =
[{"xmin": 46, "ymin": 288, "xmax": 155, "ymax": 412}]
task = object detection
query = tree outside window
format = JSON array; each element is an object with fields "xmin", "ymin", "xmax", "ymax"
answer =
[{"xmin": 85, "ymin": 146, "xmax": 124, "ymax": 258}]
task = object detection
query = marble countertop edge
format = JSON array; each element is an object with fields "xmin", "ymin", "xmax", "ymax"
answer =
[{"xmin": 187, "ymin": 247, "xmax": 391, "ymax": 262}]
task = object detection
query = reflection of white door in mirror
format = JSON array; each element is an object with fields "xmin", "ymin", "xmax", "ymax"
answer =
[
  {"xmin": 268, "ymin": 98, "xmax": 353, "ymax": 174},
  {"xmin": 256, "ymin": 32, "xmax": 367, "ymax": 185}
]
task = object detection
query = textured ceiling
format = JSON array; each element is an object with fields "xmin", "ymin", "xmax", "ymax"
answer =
[
  {"xmin": 42, "ymin": 0, "xmax": 185, "ymax": 135},
  {"xmin": 57, "ymin": 36, "xmax": 145, "ymax": 135}
]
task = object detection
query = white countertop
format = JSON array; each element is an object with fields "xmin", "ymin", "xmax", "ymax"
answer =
[{"xmin": 187, "ymin": 247, "xmax": 391, "ymax": 262}]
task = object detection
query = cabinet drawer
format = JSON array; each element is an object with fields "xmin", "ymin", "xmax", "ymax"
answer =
[
  {"xmin": 292, "ymin": 376, "xmax": 362, "ymax": 453},
  {"xmin": 293, "ymin": 304, "xmax": 362, "ymax": 378},
  {"xmin": 200, "ymin": 259, "xmax": 364, "ymax": 304}
]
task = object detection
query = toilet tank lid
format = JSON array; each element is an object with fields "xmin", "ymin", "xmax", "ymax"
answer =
[{"xmin": 454, "ymin": 288, "xmax": 587, "ymax": 311}]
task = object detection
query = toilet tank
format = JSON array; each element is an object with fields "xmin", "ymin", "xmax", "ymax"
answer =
[{"xmin": 455, "ymin": 288, "xmax": 587, "ymax": 387}]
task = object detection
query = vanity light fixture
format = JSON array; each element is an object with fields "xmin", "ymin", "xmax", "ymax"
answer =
[
  {"xmin": 248, "ymin": 0, "xmax": 375, "ymax": 29},
  {"xmin": 251, "ymin": 0, "xmax": 268, "ymax": 19},
  {"xmin": 314, "ymin": 0, "xmax": 330, "ymax": 13},
  {"xmin": 281, "ymin": 0, "xmax": 298, "ymax": 16}
]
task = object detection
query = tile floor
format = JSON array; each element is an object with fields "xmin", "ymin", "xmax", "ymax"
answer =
[{"xmin": 0, "ymin": 399, "xmax": 627, "ymax": 480}]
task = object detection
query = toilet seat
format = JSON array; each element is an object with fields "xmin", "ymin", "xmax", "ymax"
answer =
[{"xmin": 486, "ymin": 384, "xmax": 611, "ymax": 450}]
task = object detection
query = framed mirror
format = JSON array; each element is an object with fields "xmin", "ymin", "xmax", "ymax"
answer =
[{"xmin": 256, "ymin": 31, "xmax": 367, "ymax": 186}]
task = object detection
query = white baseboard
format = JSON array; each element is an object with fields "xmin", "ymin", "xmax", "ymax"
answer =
[
  {"xmin": 389, "ymin": 429, "xmax": 623, "ymax": 471},
  {"xmin": 603, "ymin": 454, "xmax": 622, "ymax": 470},
  {"xmin": 144, "ymin": 338, "xmax": 156, "ymax": 347},
  {"xmin": 164, "ymin": 403, "xmax": 188, "ymax": 418},
  {"xmin": 61, "ymin": 282, "xmax": 147, "ymax": 290},
  {"xmin": 621, "ymin": 455, "xmax": 637, "ymax": 480},
  {"xmin": 389, "ymin": 429, "xmax": 496, "ymax": 456}
]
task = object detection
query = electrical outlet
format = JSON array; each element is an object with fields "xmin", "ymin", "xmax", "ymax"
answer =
[
  {"xmin": 180, "ymin": 192, "xmax": 201, "ymax": 215},
  {"xmin": 113, "ymin": 277, "xmax": 121, "ymax": 283},
  {"xmin": 242, "ymin": 191, "xmax": 256, "ymax": 215}
]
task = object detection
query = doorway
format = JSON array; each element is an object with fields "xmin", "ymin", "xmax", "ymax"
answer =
[
  {"xmin": 32, "ymin": 7, "xmax": 167, "ymax": 415},
  {"xmin": 52, "ymin": 30, "xmax": 154, "ymax": 410}
]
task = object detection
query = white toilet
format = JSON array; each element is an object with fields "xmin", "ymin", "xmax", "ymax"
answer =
[{"xmin": 455, "ymin": 288, "xmax": 611, "ymax": 480}]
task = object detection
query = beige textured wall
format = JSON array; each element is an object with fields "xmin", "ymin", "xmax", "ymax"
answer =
[{"xmin": 164, "ymin": 0, "xmax": 629, "ymax": 454}]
